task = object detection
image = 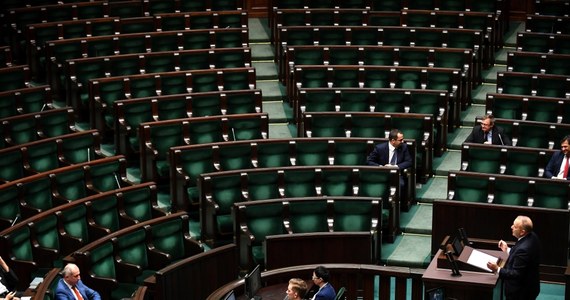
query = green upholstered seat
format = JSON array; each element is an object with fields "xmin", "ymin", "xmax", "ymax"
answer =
[
  {"xmin": 283, "ymin": 169, "xmax": 318, "ymax": 198},
  {"xmin": 257, "ymin": 142, "xmax": 291, "ymax": 168},
  {"xmin": 288, "ymin": 200, "xmax": 328, "ymax": 233},
  {"xmin": 0, "ymin": 184, "xmax": 20, "ymax": 229},
  {"xmin": 333, "ymin": 200, "xmax": 374, "ymax": 232},
  {"xmin": 321, "ymin": 168, "xmax": 352, "ymax": 196},
  {"xmin": 449, "ymin": 173, "xmax": 489, "ymax": 203},
  {"xmin": 295, "ymin": 140, "xmax": 329, "ymax": 166},
  {"xmin": 247, "ymin": 172, "xmax": 280, "ymax": 201},
  {"xmin": 493, "ymin": 178, "xmax": 529, "ymax": 206},
  {"xmin": 533, "ymin": 181, "xmax": 568, "ymax": 209}
]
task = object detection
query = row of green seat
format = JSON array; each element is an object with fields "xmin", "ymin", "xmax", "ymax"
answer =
[
  {"xmin": 0, "ymin": 65, "xmax": 31, "ymax": 92},
  {"xmin": 268, "ymin": 0, "xmax": 506, "ymax": 28},
  {"xmin": 234, "ymin": 196, "xmax": 382, "ymax": 270},
  {"xmin": 516, "ymin": 31, "xmax": 570, "ymax": 54},
  {"xmin": 0, "ymin": 107, "xmax": 76, "ymax": 149},
  {"xmin": 300, "ymin": 111, "xmax": 434, "ymax": 183},
  {"xmin": 89, "ymin": 67, "xmax": 256, "ymax": 136},
  {"xmin": 476, "ymin": 116, "xmax": 570, "ymax": 149},
  {"xmin": 169, "ymin": 137, "xmax": 417, "ymax": 212},
  {"xmin": 26, "ymin": 11, "xmax": 249, "ymax": 79},
  {"xmin": 460, "ymin": 142, "xmax": 556, "ymax": 177},
  {"xmin": 0, "ymin": 85, "xmax": 53, "ymax": 119},
  {"xmin": 296, "ymin": 87, "xmax": 448, "ymax": 155},
  {"xmin": 275, "ymin": 26, "xmax": 484, "ymax": 85},
  {"xmin": 273, "ymin": 9, "xmax": 496, "ymax": 65},
  {"xmin": 506, "ymin": 51, "xmax": 570, "ymax": 76},
  {"xmin": 115, "ymin": 89, "xmax": 262, "ymax": 157},
  {"xmin": 486, "ymin": 92, "xmax": 570, "ymax": 124},
  {"xmin": 447, "ymin": 170, "xmax": 570, "ymax": 209},
  {"xmin": 64, "ymin": 212, "xmax": 203, "ymax": 300},
  {"xmin": 0, "ymin": 46, "xmax": 13, "ymax": 68},
  {"xmin": 44, "ymin": 28, "xmax": 249, "ymax": 98},
  {"xmin": 532, "ymin": 0, "xmax": 570, "ymax": 17},
  {"xmin": 496, "ymin": 71, "xmax": 570, "ymax": 98},
  {"xmin": 67, "ymin": 47, "xmax": 252, "ymax": 118},
  {"xmin": 290, "ymin": 65, "xmax": 462, "ymax": 129},
  {"xmin": 0, "ymin": 182, "xmax": 166, "ymax": 288},
  {"xmin": 139, "ymin": 113, "xmax": 269, "ymax": 183},
  {"xmin": 8, "ymin": 0, "xmax": 246, "ymax": 53},
  {"xmin": 199, "ymin": 165, "xmax": 400, "ymax": 247},
  {"xmin": 283, "ymin": 45, "xmax": 475, "ymax": 104},
  {"xmin": 0, "ymin": 129, "xmax": 104, "ymax": 183},
  {"xmin": 0, "ymin": 155, "xmax": 133, "ymax": 228},
  {"xmin": 525, "ymin": 14, "xmax": 570, "ymax": 34}
]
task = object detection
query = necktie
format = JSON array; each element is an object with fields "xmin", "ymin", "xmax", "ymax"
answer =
[
  {"xmin": 563, "ymin": 156, "xmax": 570, "ymax": 178},
  {"xmin": 390, "ymin": 150, "xmax": 397, "ymax": 165},
  {"xmin": 72, "ymin": 286, "xmax": 84, "ymax": 300}
]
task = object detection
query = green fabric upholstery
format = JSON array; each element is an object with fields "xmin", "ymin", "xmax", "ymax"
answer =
[
  {"xmin": 60, "ymin": 205, "xmax": 89, "ymax": 244},
  {"xmin": 295, "ymin": 140, "xmax": 329, "ymax": 166},
  {"xmin": 288, "ymin": 201, "xmax": 328, "ymax": 233},
  {"xmin": 149, "ymin": 218, "xmax": 187, "ymax": 261},
  {"xmin": 321, "ymin": 169, "xmax": 352, "ymax": 196},
  {"xmin": 533, "ymin": 182, "xmax": 568, "ymax": 209},
  {"xmin": 0, "ymin": 149, "xmax": 24, "ymax": 182},
  {"xmin": 333, "ymin": 200, "xmax": 373, "ymax": 232},
  {"xmin": 53, "ymin": 168, "xmax": 87, "ymax": 200},
  {"xmin": 334, "ymin": 141, "xmax": 367, "ymax": 165},
  {"xmin": 493, "ymin": 179, "xmax": 529, "ymax": 206},
  {"xmin": 246, "ymin": 172, "xmax": 280, "ymax": 201},
  {"xmin": 26, "ymin": 142, "xmax": 59, "ymax": 173},
  {"xmin": 89, "ymin": 195, "xmax": 120, "ymax": 233},
  {"xmin": 22, "ymin": 177, "xmax": 54, "ymax": 211},
  {"xmin": 283, "ymin": 170, "xmax": 318, "ymax": 198},
  {"xmin": 450, "ymin": 174, "xmax": 489, "ymax": 203},
  {"xmin": 0, "ymin": 184, "xmax": 20, "ymax": 228},
  {"xmin": 464, "ymin": 146, "xmax": 502, "ymax": 174},
  {"xmin": 257, "ymin": 142, "xmax": 291, "ymax": 168}
]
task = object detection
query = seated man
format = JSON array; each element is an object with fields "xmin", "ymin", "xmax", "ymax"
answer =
[
  {"xmin": 366, "ymin": 128, "xmax": 413, "ymax": 190},
  {"xmin": 465, "ymin": 114, "xmax": 512, "ymax": 146},
  {"xmin": 544, "ymin": 135, "xmax": 570, "ymax": 180},
  {"xmin": 0, "ymin": 256, "xmax": 19, "ymax": 300},
  {"xmin": 55, "ymin": 263, "xmax": 101, "ymax": 300}
]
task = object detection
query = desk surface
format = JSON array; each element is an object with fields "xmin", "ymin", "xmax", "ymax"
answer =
[{"xmin": 423, "ymin": 249, "xmax": 503, "ymax": 288}]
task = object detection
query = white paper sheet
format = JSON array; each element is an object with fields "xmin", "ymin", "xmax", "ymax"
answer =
[{"xmin": 466, "ymin": 249, "xmax": 500, "ymax": 272}]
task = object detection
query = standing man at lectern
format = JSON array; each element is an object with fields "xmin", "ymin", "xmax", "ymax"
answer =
[{"xmin": 487, "ymin": 216, "xmax": 541, "ymax": 300}]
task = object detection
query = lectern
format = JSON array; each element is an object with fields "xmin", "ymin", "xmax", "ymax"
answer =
[{"xmin": 422, "ymin": 245, "xmax": 508, "ymax": 300}]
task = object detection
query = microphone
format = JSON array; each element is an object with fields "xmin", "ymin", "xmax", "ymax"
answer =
[
  {"xmin": 498, "ymin": 133, "xmax": 504, "ymax": 146},
  {"xmin": 11, "ymin": 214, "xmax": 20, "ymax": 227}
]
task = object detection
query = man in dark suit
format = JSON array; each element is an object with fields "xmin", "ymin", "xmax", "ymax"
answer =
[
  {"xmin": 55, "ymin": 263, "xmax": 101, "ymax": 300},
  {"xmin": 0, "ymin": 256, "xmax": 19, "ymax": 300},
  {"xmin": 487, "ymin": 216, "xmax": 541, "ymax": 300},
  {"xmin": 544, "ymin": 135, "xmax": 570, "ymax": 180},
  {"xmin": 308, "ymin": 266, "xmax": 336, "ymax": 300},
  {"xmin": 366, "ymin": 129, "xmax": 413, "ymax": 170},
  {"xmin": 366, "ymin": 128, "xmax": 413, "ymax": 192},
  {"xmin": 465, "ymin": 114, "xmax": 512, "ymax": 146}
]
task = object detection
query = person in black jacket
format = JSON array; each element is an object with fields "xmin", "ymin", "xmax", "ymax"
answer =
[
  {"xmin": 465, "ymin": 114, "xmax": 512, "ymax": 146},
  {"xmin": 487, "ymin": 216, "xmax": 541, "ymax": 300},
  {"xmin": 0, "ymin": 256, "xmax": 19, "ymax": 300}
]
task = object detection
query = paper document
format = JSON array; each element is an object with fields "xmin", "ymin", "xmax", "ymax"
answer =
[{"xmin": 466, "ymin": 249, "xmax": 500, "ymax": 272}]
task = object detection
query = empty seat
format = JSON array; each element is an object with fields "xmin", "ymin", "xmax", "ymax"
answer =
[
  {"xmin": 0, "ymin": 85, "xmax": 53, "ymax": 119},
  {"xmin": 139, "ymin": 113, "xmax": 269, "ymax": 183}
]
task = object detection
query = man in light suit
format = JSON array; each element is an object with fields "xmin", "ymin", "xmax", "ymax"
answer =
[
  {"xmin": 544, "ymin": 135, "xmax": 570, "ymax": 180},
  {"xmin": 465, "ymin": 114, "xmax": 512, "ymax": 146},
  {"xmin": 487, "ymin": 216, "xmax": 541, "ymax": 300},
  {"xmin": 309, "ymin": 266, "xmax": 335, "ymax": 300},
  {"xmin": 55, "ymin": 263, "xmax": 101, "ymax": 300}
]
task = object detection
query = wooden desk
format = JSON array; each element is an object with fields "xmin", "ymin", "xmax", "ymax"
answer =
[{"xmin": 423, "ymin": 249, "xmax": 503, "ymax": 300}]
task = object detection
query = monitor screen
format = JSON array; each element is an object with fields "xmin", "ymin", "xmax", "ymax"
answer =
[
  {"xmin": 451, "ymin": 236, "xmax": 464, "ymax": 256},
  {"xmin": 426, "ymin": 287, "xmax": 445, "ymax": 300},
  {"xmin": 222, "ymin": 290, "xmax": 236, "ymax": 300},
  {"xmin": 245, "ymin": 264, "xmax": 262, "ymax": 299}
]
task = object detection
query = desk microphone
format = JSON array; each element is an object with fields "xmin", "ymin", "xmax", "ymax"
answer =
[
  {"xmin": 11, "ymin": 214, "xmax": 20, "ymax": 227},
  {"xmin": 498, "ymin": 133, "xmax": 504, "ymax": 146}
]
